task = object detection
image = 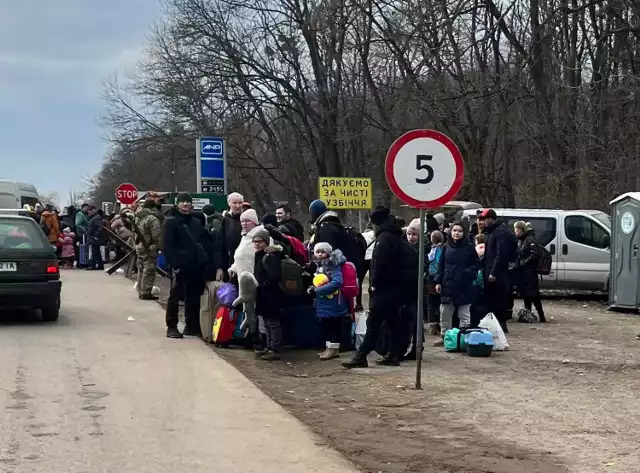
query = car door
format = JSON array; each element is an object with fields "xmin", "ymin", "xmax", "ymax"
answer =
[{"xmin": 560, "ymin": 214, "xmax": 610, "ymax": 290}]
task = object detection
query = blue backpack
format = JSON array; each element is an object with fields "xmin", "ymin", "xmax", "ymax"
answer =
[{"xmin": 428, "ymin": 246, "xmax": 442, "ymax": 276}]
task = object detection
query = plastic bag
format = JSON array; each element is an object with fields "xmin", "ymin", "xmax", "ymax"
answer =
[
  {"xmin": 478, "ymin": 313, "xmax": 509, "ymax": 351},
  {"xmin": 216, "ymin": 283, "xmax": 238, "ymax": 307},
  {"xmin": 444, "ymin": 328, "xmax": 466, "ymax": 352},
  {"xmin": 354, "ymin": 310, "xmax": 368, "ymax": 351}
]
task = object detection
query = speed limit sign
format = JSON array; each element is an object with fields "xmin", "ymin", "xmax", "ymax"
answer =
[{"xmin": 384, "ymin": 129, "xmax": 464, "ymax": 208}]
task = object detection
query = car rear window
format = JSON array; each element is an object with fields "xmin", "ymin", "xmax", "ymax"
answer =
[{"xmin": 0, "ymin": 219, "xmax": 46, "ymax": 249}]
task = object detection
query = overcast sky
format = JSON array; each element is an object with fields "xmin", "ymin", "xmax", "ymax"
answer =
[{"xmin": 0, "ymin": 0, "xmax": 162, "ymax": 206}]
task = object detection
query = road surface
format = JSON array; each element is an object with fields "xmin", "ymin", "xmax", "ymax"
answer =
[{"xmin": 0, "ymin": 270, "xmax": 359, "ymax": 473}]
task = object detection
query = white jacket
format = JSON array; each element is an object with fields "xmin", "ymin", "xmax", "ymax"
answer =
[{"xmin": 229, "ymin": 225, "xmax": 272, "ymax": 275}]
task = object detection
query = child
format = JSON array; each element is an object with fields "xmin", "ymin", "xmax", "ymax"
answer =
[
  {"xmin": 433, "ymin": 222, "xmax": 479, "ymax": 345},
  {"xmin": 61, "ymin": 227, "xmax": 76, "ymax": 269},
  {"xmin": 309, "ymin": 242, "xmax": 349, "ymax": 361}
]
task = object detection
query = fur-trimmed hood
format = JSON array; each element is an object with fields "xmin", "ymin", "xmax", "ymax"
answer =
[{"xmin": 316, "ymin": 249, "xmax": 346, "ymax": 271}]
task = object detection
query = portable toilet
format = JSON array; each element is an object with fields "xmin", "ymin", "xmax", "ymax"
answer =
[{"xmin": 609, "ymin": 192, "xmax": 640, "ymax": 310}]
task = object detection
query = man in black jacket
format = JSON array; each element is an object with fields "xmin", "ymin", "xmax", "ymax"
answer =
[
  {"xmin": 343, "ymin": 207, "xmax": 417, "ymax": 368},
  {"xmin": 162, "ymin": 193, "xmax": 213, "ymax": 339},
  {"xmin": 276, "ymin": 205, "xmax": 305, "ymax": 242},
  {"xmin": 215, "ymin": 192, "xmax": 244, "ymax": 281},
  {"xmin": 478, "ymin": 208, "xmax": 512, "ymax": 333}
]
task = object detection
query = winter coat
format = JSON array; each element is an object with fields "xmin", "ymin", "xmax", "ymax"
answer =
[
  {"xmin": 280, "ymin": 217, "xmax": 305, "ymax": 242},
  {"xmin": 434, "ymin": 235, "xmax": 479, "ymax": 306},
  {"xmin": 134, "ymin": 208, "xmax": 162, "ymax": 255},
  {"xmin": 314, "ymin": 250, "xmax": 349, "ymax": 319},
  {"xmin": 60, "ymin": 215, "xmax": 75, "ymax": 232},
  {"xmin": 370, "ymin": 217, "xmax": 417, "ymax": 306},
  {"xmin": 516, "ymin": 230, "xmax": 540, "ymax": 297},
  {"xmin": 264, "ymin": 225, "xmax": 292, "ymax": 258},
  {"xmin": 61, "ymin": 232, "xmax": 76, "ymax": 258},
  {"xmin": 110, "ymin": 215, "xmax": 132, "ymax": 241},
  {"xmin": 75, "ymin": 211, "xmax": 89, "ymax": 235},
  {"xmin": 253, "ymin": 245, "xmax": 284, "ymax": 319},
  {"xmin": 311, "ymin": 211, "xmax": 346, "ymax": 256},
  {"xmin": 161, "ymin": 208, "xmax": 213, "ymax": 272},
  {"xmin": 86, "ymin": 214, "xmax": 104, "ymax": 245},
  {"xmin": 482, "ymin": 220, "xmax": 512, "ymax": 289},
  {"xmin": 229, "ymin": 225, "xmax": 271, "ymax": 276},
  {"xmin": 216, "ymin": 212, "xmax": 242, "ymax": 270},
  {"xmin": 41, "ymin": 211, "xmax": 61, "ymax": 244}
]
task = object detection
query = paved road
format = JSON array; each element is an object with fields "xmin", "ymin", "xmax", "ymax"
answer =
[{"xmin": 0, "ymin": 270, "xmax": 359, "ymax": 473}]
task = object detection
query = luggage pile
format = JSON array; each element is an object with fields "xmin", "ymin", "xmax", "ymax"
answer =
[{"xmin": 200, "ymin": 282, "xmax": 247, "ymax": 347}]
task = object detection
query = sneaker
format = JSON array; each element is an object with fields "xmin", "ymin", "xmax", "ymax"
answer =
[
  {"xmin": 261, "ymin": 351, "xmax": 281, "ymax": 361},
  {"xmin": 433, "ymin": 338, "xmax": 444, "ymax": 347},
  {"xmin": 183, "ymin": 327, "xmax": 201, "ymax": 337},
  {"xmin": 376, "ymin": 357, "xmax": 400, "ymax": 366},
  {"xmin": 254, "ymin": 347, "xmax": 269, "ymax": 356},
  {"xmin": 342, "ymin": 355, "xmax": 368, "ymax": 369},
  {"xmin": 166, "ymin": 327, "xmax": 183, "ymax": 339},
  {"xmin": 139, "ymin": 294, "xmax": 159, "ymax": 301}
]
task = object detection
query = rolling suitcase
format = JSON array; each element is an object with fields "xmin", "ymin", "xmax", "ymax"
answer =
[
  {"xmin": 200, "ymin": 281, "xmax": 221, "ymax": 342},
  {"xmin": 78, "ymin": 235, "xmax": 88, "ymax": 267},
  {"xmin": 212, "ymin": 306, "xmax": 239, "ymax": 345}
]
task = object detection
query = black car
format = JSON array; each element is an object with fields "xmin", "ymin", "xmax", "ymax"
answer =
[{"xmin": 0, "ymin": 214, "xmax": 61, "ymax": 321}]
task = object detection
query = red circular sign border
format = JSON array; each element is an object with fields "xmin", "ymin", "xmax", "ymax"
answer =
[
  {"xmin": 384, "ymin": 129, "xmax": 464, "ymax": 209},
  {"xmin": 115, "ymin": 182, "xmax": 139, "ymax": 205}
]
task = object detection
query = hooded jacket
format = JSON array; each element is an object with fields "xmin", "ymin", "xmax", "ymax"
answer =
[
  {"xmin": 483, "ymin": 220, "xmax": 512, "ymax": 286},
  {"xmin": 216, "ymin": 212, "xmax": 243, "ymax": 270},
  {"xmin": 280, "ymin": 217, "xmax": 305, "ymax": 242},
  {"xmin": 41, "ymin": 211, "xmax": 61, "ymax": 244},
  {"xmin": 314, "ymin": 249, "xmax": 349, "ymax": 318},
  {"xmin": 86, "ymin": 213, "xmax": 104, "ymax": 244},
  {"xmin": 135, "ymin": 208, "xmax": 162, "ymax": 254},
  {"xmin": 75, "ymin": 211, "xmax": 89, "ymax": 235},
  {"xmin": 111, "ymin": 214, "xmax": 133, "ymax": 241},
  {"xmin": 311, "ymin": 211, "xmax": 347, "ymax": 256},
  {"xmin": 516, "ymin": 229, "xmax": 540, "ymax": 297},
  {"xmin": 229, "ymin": 224, "xmax": 271, "ymax": 276},
  {"xmin": 253, "ymin": 244, "xmax": 284, "ymax": 319},
  {"xmin": 434, "ymin": 230, "xmax": 479, "ymax": 306},
  {"xmin": 370, "ymin": 216, "xmax": 417, "ymax": 305}
]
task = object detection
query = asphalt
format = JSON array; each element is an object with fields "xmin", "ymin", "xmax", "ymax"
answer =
[{"xmin": 0, "ymin": 269, "xmax": 359, "ymax": 473}]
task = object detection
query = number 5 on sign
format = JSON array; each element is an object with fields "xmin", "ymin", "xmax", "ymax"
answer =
[{"xmin": 385, "ymin": 129, "xmax": 464, "ymax": 209}]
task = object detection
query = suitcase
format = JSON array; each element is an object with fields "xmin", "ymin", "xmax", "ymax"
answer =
[
  {"xmin": 200, "ymin": 281, "xmax": 221, "ymax": 342},
  {"xmin": 78, "ymin": 234, "xmax": 88, "ymax": 267},
  {"xmin": 212, "ymin": 306, "xmax": 239, "ymax": 345},
  {"xmin": 232, "ymin": 309, "xmax": 247, "ymax": 340}
]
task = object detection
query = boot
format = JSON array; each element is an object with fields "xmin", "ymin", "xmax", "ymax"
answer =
[
  {"xmin": 538, "ymin": 312, "xmax": 547, "ymax": 323},
  {"xmin": 376, "ymin": 356, "xmax": 400, "ymax": 366},
  {"xmin": 342, "ymin": 353, "xmax": 368, "ymax": 369},
  {"xmin": 433, "ymin": 336, "xmax": 445, "ymax": 347},
  {"xmin": 319, "ymin": 343, "xmax": 340, "ymax": 361},
  {"xmin": 166, "ymin": 327, "xmax": 183, "ymax": 339},
  {"xmin": 317, "ymin": 341, "xmax": 330, "ymax": 358},
  {"xmin": 261, "ymin": 351, "xmax": 281, "ymax": 361},
  {"xmin": 139, "ymin": 294, "xmax": 159, "ymax": 301}
]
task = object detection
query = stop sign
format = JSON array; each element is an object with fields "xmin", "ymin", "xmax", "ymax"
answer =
[{"xmin": 115, "ymin": 183, "xmax": 138, "ymax": 205}]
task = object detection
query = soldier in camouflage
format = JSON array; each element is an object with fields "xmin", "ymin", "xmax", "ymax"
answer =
[{"xmin": 135, "ymin": 199, "xmax": 162, "ymax": 300}]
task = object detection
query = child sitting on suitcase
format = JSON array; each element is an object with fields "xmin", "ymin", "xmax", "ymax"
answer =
[{"xmin": 308, "ymin": 242, "xmax": 349, "ymax": 361}]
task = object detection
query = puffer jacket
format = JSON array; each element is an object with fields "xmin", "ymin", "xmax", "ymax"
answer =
[
  {"xmin": 254, "ymin": 244, "xmax": 284, "ymax": 319},
  {"xmin": 435, "ymin": 231, "xmax": 479, "ymax": 306},
  {"xmin": 229, "ymin": 225, "xmax": 271, "ymax": 276},
  {"xmin": 111, "ymin": 214, "xmax": 133, "ymax": 241},
  {"xmin": 314, "ymin": 250, "xmax": 349, "ymax": 318}
]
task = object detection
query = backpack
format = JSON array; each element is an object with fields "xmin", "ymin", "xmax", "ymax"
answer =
[
  {"xmin": 536, "ymin": 244, "xmax": 552, "ymax": 275},
  {"xmin": 428, "ymin": 246, "xmax": 442, "ymax": 276},
  {"xmin": 343, "ymin": 226, "xmax": 367, "ymax": 268},
  {"xmin": 40, "ymin": 220, "xmax": 51, "ymax": 237},
  {"xmin": 280, "ymin": 256, "xmax": 304, "ymax": 296},
  {"xmin": 340, "ymin": 261, "xmax": 359, "ymax": 299},
  {"xmin": 283, "ymin": 233, "xmax": 309, "ymax": 265},
  {"xmin": 206, "ymin": 214, "xmax": 223, "ymax": 235}
]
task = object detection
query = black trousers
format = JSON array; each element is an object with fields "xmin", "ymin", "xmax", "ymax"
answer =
[
  {"xmin": 321, "ymin": 317, "xmax": 343, "ymax": 344},
  {"xmin": 484, "ymin": 281, "xmax": 510, "ymax": 328},
  {"xmin": 166, "ymin": 269, "xmax": 205, "ymax": 331},
  {"xmin": 524, "ymin": 296, "xmax": 545, "ymax": 317},
  {"xmin": 90, "ymin": 244, "xmax": 103, "ymax": 269},
  {"xmin": 357, "ymin": 299, "xmax": 404, "ymax": 358}
]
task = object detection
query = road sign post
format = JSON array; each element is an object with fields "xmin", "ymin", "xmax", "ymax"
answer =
[
  {"xmin": 115, "ymin": 183, "xmax": 139, "ymax": 206},
  {"xmin": 384, "ymin": 129, "xmax": 464, "ymax": 390},
  {"xmin": 196, "ymin": 137, "xmax": 227, "ymax": 196}
]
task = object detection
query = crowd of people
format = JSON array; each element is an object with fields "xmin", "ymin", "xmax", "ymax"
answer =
[{"xmin": 25, "ymin": 192, "xmax": 547, "ymax": 366}]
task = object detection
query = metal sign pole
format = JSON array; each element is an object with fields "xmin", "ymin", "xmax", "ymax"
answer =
[
  {"xmin": 415, "ymin": 209, "xmax": 426, "ymax": 390},
  {"xmin": 196, "ymin": 138, "xmax": 203, "ymax": 193}
]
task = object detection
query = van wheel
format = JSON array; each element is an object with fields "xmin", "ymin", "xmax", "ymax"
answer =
[{"xmin": 42, "ymin": 297, "xmax": 60, "ymax": 322}]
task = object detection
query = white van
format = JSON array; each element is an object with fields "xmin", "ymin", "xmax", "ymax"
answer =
[
  {"xmin": 0, "ymin": 180, "xmax": 40, "ymax": 210},
  {"xmin": 463, "ymin": 208, "xmax": 611, "ymax": 291}
]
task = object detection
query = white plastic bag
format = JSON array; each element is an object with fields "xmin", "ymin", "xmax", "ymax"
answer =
[
  {"xmin": 354, "ymin": 311, "xmax": 368, "ymax": 350},
  {"xmin": 478, "ymin": 313, "xmax": 509, "ymax": 351}
]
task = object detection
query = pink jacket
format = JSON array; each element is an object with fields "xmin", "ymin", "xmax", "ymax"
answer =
[{"xmin": 62, "ymin": 233, "xmax": 76, "ymax": 258}]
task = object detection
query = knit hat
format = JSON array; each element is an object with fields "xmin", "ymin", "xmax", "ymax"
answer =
[
  {"xmin": 370, "ymin": 206, "xmax": 391, "ymax": 226},
  {"xmin": 262, "ymin": 213, "xmax": 278, "ymax": 226},
  {"xmin": 202, "ymin": 204, "xmax": 216, "ymax": 216},
  {"xmin": 434, "ymin": 213, "xmax": 445, "ymax": 226},
  {"xmin": 407, "ymin": 218, "xmax": 421, "ymax": 233},
  {"xmin": 252, "ymin": 227, "xmax": 270, "ymax": 243},
  {"xmin": 240, "ymin": 208, "xmax": 259, "ymax": 225},
  {"xmin": 314, "ymin": 242, "xmax": 333, "ymax": 255},
  {"xmin": 176, "ymin": 192, "xmax": 192, "ymax": 204},
  {"xmin": 309, "ymin": 200, "xmax": 328, "ymax": 220}
]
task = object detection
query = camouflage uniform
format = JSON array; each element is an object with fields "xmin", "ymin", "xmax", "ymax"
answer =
[{"xmin": 135, "ymin": 208, "xmax": 162, "ymax": 296}]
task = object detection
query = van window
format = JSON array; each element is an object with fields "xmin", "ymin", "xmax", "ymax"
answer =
[
  {"xmin": 502, "ymin": 217, "xmax": 557, "ymax": 247},
  {"xmin": 564, "ymin": 216, "xmax": 609, "ymax": 249},
  {"xmin": 0, "ymin": 193, "xmax": 18, "ymax": 208}
]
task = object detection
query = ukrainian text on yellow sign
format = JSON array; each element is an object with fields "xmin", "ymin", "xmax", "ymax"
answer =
[{"xmin": 318, "ymin": 177, "xmax": 373, "ymax": 210}]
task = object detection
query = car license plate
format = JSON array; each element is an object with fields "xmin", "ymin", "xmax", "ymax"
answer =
[{"xmin": 0, "ymin": 262, "xmax": 17, "ymax": 272}]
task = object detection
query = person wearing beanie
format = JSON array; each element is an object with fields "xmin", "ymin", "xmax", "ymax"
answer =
[
  {"xmin": 201, "ymin": 203, "xmax": 224, "ymax": 237},
  {"xmin": 162, "ymin": 191, "xmax": 213, "ymax": 339},
  {"xmin": 213, "ymin": 192, "xmax": 245, "ymax": 281},
  {"xmin": 251, "ymin": 228, "xmax": 285, "ymax": 361},
  {"xmin": 307, "ymin": 199, "xmax": 361, "ymax": 268},
  {"xmin": 343, "ymin": 207, "xmax": 418, "ymax": 369},
  {"xmin": 309, "ymin": 242, "xmax": 349, "ymax": 361}
]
